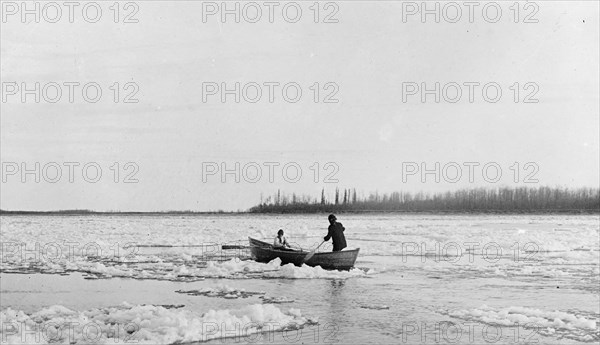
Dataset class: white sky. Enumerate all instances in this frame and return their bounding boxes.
[1,1,599,211]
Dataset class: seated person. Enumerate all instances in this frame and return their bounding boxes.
[273,229,294,250]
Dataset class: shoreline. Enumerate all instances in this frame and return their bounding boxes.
[1,210,599,216]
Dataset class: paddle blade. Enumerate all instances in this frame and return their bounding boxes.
[303,241,324,263]
[303,250,316,262]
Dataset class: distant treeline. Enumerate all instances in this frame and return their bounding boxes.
[249,186,600,213]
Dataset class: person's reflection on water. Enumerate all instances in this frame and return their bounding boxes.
[324,279,348,339]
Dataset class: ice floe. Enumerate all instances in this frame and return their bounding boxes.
[260,296,295,304]
[359,304,390,310]
[175,284,265,299]
[1,255,371,281]
[442,305,599,343]
[0,303,316,344]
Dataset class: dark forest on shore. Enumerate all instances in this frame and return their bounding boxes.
[1,186,598,215]
[249,186,600,214]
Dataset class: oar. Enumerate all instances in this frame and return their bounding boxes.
[303,241,325,262]
[221,245,249,250]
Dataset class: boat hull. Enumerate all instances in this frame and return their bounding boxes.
[248,237,359,271]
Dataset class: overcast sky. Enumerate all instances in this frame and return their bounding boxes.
[1,1,598,211]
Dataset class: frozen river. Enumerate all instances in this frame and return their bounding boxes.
[1,214,598,344]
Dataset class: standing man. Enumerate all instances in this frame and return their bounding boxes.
[324,214,347,252]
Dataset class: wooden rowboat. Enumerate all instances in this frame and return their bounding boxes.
[248,237,359,271]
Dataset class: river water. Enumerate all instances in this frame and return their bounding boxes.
[1,214,598,344]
